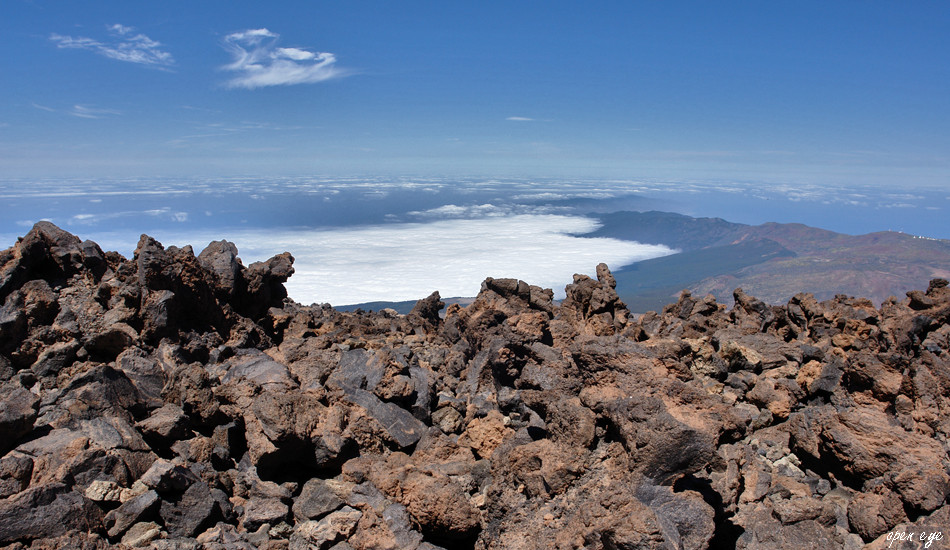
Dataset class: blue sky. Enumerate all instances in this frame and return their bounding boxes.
[2,1,949,184]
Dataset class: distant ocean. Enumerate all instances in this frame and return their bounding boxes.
[2,176,947,306]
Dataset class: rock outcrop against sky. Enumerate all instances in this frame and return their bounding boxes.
[1,222,948,549]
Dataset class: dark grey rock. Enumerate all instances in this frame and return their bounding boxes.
[136,403,191,443]
[198,240,243,298]
[160,481,218,538]
[242,496,289,532]
[79,239,108,279]
[30,339,79,377]
[79,415,150,452]
[210,421,242,466]
[291,506,362,550]
[601,393,715,484]
[346,482,391,514]
[54,364,146,421]
[0,454,33,498]
[327,348,385,393]
[293,478,345,522]
[120,521,164,547]
[136,459,199,494]
[84,322,138,357]
[409,365,434,421]
[345,387,427,448]
[0,353,12,381]
[150,538,200,550]
[0,221,83,302]
[114,348,166,408]
[0,383,39,455]
[105,489,161,538]
[382,502,426,549]
[0,483,102,544]
[216,348,296,390]
[636,483,715,550]
[241,252,294,320]
[193,522,256,549]
[141,289,177,339]
[809,360,843,394]
[210,487,236,523]
[409,291,444,326]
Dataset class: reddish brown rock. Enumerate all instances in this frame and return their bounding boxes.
[1,224,949,549]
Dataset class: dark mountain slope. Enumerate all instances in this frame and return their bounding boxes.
[613,239,796,312]
[584,210,747,251]
[591,211,950,311]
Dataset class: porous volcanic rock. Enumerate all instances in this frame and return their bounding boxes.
[0,222,948,549]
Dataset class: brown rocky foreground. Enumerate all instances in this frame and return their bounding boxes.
[1,222,948,549]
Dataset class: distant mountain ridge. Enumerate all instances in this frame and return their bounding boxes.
[583,210,748,251]
[593,211,950,312]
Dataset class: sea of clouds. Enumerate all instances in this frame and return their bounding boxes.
[2,176,946,306]
[83,214,674,305]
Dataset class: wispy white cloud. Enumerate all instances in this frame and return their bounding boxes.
[511,191,618,201]
[66,207,187,226]
[165,120,306,147]
[180,105,222,114]
[50,24,174,68]
[882,193,924,201]
[30,102,120,119]
[408,204,509,218]
[70,105,121,119]
[506,116,535,122]
[407,203,565,219]
[165,133,231,148]
[236,120,304,131]
[220,28,348,89]
[233,147,283,154]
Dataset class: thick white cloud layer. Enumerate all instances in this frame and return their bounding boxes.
[83,214,673,305]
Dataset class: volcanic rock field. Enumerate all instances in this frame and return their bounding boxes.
[1,222,948,549]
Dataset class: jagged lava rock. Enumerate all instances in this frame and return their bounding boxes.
[0,222,948,549]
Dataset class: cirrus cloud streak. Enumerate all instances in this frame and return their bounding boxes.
[50,24,174,67]
[220,28,349,89]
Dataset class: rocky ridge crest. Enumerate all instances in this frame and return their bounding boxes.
[0,222,948,549]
